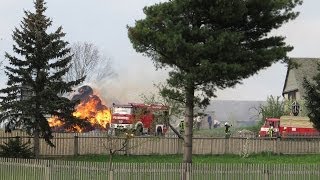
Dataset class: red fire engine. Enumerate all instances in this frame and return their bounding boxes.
[259,116,320,137]
[110,103,170,136]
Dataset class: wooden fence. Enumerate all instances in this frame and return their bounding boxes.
[0,157,320,180]
[1,131,320,156]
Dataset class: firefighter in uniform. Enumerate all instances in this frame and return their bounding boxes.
[225,122,232,138]
[268,126,274,137]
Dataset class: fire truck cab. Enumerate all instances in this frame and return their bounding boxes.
[110,103,170,136]
[259,118,280,137]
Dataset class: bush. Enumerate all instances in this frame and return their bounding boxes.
[0,136,33,158]
[257,96,285,125]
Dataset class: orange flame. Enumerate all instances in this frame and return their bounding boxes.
[48,117,63,127]
[48,95,112,132]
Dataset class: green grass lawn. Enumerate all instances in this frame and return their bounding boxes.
[192,125,259,137]
[48,153,320,164]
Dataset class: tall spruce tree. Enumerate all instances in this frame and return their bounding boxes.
[0,0,84,157]
[128,0,302,164]
[303,64,320,130]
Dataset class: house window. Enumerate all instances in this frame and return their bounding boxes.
[287,91,297,100]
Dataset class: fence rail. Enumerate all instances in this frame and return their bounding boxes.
[0,158,320,180]
[1,131,320,156]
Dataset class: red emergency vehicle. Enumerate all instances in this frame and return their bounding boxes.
[110,103,169,135]
[259,116,320,137]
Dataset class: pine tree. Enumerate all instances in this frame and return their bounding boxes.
[128,0,302,163]
[0,137,33,159]
[0,0,84,157]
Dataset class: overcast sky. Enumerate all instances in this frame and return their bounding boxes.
[0,0,319,103]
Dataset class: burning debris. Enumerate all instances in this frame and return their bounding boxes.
[48,85,111,132]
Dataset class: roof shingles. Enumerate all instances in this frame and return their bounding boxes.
[283,58,320,98]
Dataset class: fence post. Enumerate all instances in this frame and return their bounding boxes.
[264,169,269,180]
[74,136,79,156]
[186,171,190,180]
[263,163,270,180]
[109,170,114,180]
[181,163,191,180]
[44,164,51,180]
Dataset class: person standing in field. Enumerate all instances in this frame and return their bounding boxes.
[225,122,232,138]
[207,115,212,129]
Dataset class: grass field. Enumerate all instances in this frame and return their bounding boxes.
[49,153,320,164]
[192,125,259,137]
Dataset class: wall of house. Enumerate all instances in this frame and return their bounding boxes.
[283,98,307,116]
[296,91,301,100]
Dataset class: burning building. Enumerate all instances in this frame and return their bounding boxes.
[48,85,111,132]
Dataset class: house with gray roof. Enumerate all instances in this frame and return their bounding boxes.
[282,58,320,100]
[282,58,320,116]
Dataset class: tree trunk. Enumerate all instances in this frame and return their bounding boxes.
[109,150,114,180]
[183,85,194,163]
[109,150,113,172]
[33,128,40,159]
